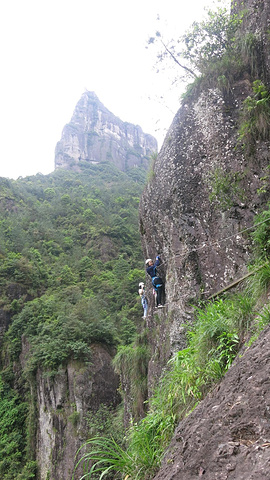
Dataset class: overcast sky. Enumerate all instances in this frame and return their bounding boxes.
[0,0,229,179]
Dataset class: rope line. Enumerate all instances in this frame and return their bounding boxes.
[207,262,268,299]
[143,217,270,302]
[153,216,270,266]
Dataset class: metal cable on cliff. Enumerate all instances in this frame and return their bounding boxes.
[153,216,270,266]
[144,217,270,300]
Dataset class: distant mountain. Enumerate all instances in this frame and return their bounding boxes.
[54,91,157,173]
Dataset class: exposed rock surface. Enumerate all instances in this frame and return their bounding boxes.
[153,325,270,480]
[54,91,157,173]
[139,0,270,477]
[2,2,270,479]
[140,79,269,386]
[140,3,270,379]
[34,343,120,480]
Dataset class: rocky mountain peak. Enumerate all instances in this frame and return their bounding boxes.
[54,90,157,172]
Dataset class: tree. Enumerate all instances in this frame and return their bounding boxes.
[148,4,247,83]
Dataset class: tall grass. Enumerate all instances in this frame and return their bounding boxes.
[73,436,135,480]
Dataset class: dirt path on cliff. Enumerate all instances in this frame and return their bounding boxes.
[153,325,270,480]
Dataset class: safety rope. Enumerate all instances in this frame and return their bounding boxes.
[207,262,268,300]
[152,216,270,266]
[143,216,270,300]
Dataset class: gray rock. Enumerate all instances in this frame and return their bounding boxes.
[54,91,157,173]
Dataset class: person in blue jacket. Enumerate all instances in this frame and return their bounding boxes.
[145,256,164,308]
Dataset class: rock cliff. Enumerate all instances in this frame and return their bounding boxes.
[33,344,119,480]
[2,1,270,478]
[54,91,157,173]
[140,0,270,387]
[139,0,270,477]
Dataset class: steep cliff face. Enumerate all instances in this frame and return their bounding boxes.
[140,79,268,383]
[232,0,270,84]
[140,12,270,380]
[54,91,157,173]
[139,0,270,477]
[33,344,120,480]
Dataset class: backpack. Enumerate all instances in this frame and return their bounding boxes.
[152,276,163,290]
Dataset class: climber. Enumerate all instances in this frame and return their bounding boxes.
[145,256,164,308]
[138,282,148,318]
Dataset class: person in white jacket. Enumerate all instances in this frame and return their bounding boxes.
[138,282,148,318]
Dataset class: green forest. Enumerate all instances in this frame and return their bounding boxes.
[0,161,148,479]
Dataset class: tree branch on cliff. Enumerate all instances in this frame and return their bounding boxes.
[148,6,248,85]
[157,34,198,79]
[148,33,198,80]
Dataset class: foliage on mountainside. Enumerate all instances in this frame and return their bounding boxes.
[0,161,148,479]
[2,2,270,478]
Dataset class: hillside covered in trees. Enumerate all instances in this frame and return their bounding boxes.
[0,162,150,479]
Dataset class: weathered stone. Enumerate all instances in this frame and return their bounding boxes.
[35,343,120,480]
[140,78,270,387]
[138,1,270,478]
[153,325,270,479]
[55,91,157,173]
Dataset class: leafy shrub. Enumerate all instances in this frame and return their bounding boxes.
[252,203,270,259]
[238,81,270,154]
[86,404,124,445]
[113,343,150,421]
[207,167,246,211]
[68,411,81,428]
